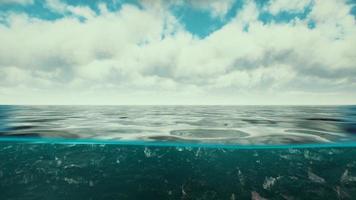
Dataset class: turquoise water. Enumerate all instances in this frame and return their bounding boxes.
[1,142,356,199]
[1,106,356,199]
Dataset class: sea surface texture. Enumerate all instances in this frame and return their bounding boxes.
[0,105,355,144]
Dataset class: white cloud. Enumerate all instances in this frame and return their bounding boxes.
[45,0,97,19]
[45,0,67,12]
[0,0,355,105]
[190,0,235,18]
[139,0,235,19]
[266,0,312,15]
[0,0,33,5]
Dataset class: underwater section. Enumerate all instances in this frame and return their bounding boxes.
[1,142,356,200]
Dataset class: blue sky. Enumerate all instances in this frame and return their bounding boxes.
[1,0,343,36]
[0,0,356,105]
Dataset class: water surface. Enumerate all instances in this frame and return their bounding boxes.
[0,105,355,145]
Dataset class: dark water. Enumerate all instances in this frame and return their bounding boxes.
[1,105,356,144]
[1,143,356,200]
[1,106,356,199]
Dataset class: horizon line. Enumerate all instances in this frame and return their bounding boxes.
[1,137,356,149]
[0,104,355,106]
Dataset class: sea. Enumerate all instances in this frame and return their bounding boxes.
[0,105,356,199]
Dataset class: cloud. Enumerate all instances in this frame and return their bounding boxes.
[139,0,235,19]
[190,0,235,18]
[266,0,312,15]
[0,0,33,5]
[45,0,97,19]
[0,0,355,105]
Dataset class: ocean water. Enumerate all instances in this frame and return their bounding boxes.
[1,105,356,144]
[1,105,356,199]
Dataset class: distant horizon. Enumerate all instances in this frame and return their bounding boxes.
[1,103,355,106]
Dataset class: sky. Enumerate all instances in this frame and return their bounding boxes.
[0,0,355,105]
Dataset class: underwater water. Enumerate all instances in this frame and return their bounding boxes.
[1,143,356,200]
[1,106,356,199]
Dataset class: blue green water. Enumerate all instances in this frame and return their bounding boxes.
[1,106,356,199]
[1,142,356,199]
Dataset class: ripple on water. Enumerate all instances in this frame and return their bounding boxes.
[1,105,356,145]
[170,129,249,139]
[246,134,328,144]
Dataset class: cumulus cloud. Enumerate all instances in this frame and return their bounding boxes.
[0,0,355,105]
[139,0,235,18]
[190,0,235,18]
[0,0,33,5]
[266,0,312,15]
[45,0,96,19]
